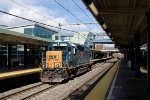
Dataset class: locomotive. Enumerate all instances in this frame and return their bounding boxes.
[40,42,92,82]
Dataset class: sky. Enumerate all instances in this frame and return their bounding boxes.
[0,0,114,47]
[0,0,104,32]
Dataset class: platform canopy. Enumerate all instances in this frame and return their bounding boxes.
[0,28,53,47]
[82,0,149,52]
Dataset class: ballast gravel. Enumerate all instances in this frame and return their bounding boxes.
[33,59,117,100]
[0,58,117,100]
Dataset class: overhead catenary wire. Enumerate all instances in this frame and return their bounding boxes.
[1,0,97,42]
[0,10,77,33]
[53,0,83,23]
[0,10,89,40]
[71,0,100,31]
[53,0,96,41]
[10,0,59,24]
[54,0,98,41]
[71,0,91,21]
[0,15,30,24]
[9,0,88,39]
[72,0,110,43]
[10,0,97,41]
[71,0,106,42]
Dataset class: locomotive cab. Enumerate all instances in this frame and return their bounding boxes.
[46,51,63,69]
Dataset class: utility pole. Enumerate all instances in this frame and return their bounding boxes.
[59,23,61,41]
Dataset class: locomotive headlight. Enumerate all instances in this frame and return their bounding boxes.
[41,64,46,70]
[42,64,45,68]
[55,64,59,68]
[55,64,59,71]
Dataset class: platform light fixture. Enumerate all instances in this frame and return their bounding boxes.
[102,23,107,29]
[107,32,111,36]
[89,2,99,16]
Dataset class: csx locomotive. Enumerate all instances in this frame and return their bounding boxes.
[40,42,92,82]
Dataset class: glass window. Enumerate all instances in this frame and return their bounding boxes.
[49,47,52,51]
[49,56,53,59]
[24,27,53,40]
[53,55,56,59]
[55,36,58,40]
[68,47,71,52]
[53,46,66,51]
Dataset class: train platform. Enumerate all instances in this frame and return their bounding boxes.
[0,65,38,73]
[0,67,41,80]
[85,58,148,100]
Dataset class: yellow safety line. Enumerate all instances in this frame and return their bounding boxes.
[0,68,42,80]
[84,59,121,100]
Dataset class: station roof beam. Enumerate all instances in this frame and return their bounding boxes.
[0,28,53,47]
[82,0,149,52]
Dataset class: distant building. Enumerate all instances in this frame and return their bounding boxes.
[70,32,94,48]
[8,24,58,40]
[52,33,73,41]
[0,24,58,67]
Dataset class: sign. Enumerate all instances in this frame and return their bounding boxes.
[60,43,67,46]
[53,44,58,46]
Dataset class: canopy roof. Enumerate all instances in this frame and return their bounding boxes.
[82,0,149,52]
[0,28,53,46]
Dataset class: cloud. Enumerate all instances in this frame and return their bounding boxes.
[0,0,89,32]
[61,24,87,30]
[0,1,56,31]
[89,26,105,33]
[0,1,61,26]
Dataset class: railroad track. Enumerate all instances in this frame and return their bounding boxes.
[22,84,58,100]
[0,58,116,100]
[63,59,115,100]
[0,82,57,100]
[92,62,105,69]
[92,58,114,69]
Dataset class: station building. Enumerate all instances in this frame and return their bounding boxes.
[0,24,58,68]
[70,32,94,48]
[52,33,73,42]
[8,24,57,39]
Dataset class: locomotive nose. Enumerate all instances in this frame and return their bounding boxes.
[46,51,63,68]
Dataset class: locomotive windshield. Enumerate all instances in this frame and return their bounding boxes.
[48,42,73,63]
[53,44,68,61]
[53,46,66,52]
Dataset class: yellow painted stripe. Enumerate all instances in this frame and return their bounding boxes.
[84,59,121,100]
[0,68,42,80]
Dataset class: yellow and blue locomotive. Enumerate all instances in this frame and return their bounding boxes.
[40,42,92,82]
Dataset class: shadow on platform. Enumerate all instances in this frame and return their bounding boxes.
[106,58,148,100]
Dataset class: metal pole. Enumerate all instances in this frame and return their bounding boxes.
[24,44,27,68]
[134,33,140,78]
[146,13,150,99]
[8,44,12,69]
[59,23,61,41]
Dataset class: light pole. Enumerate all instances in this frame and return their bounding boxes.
[58,23,61,41]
